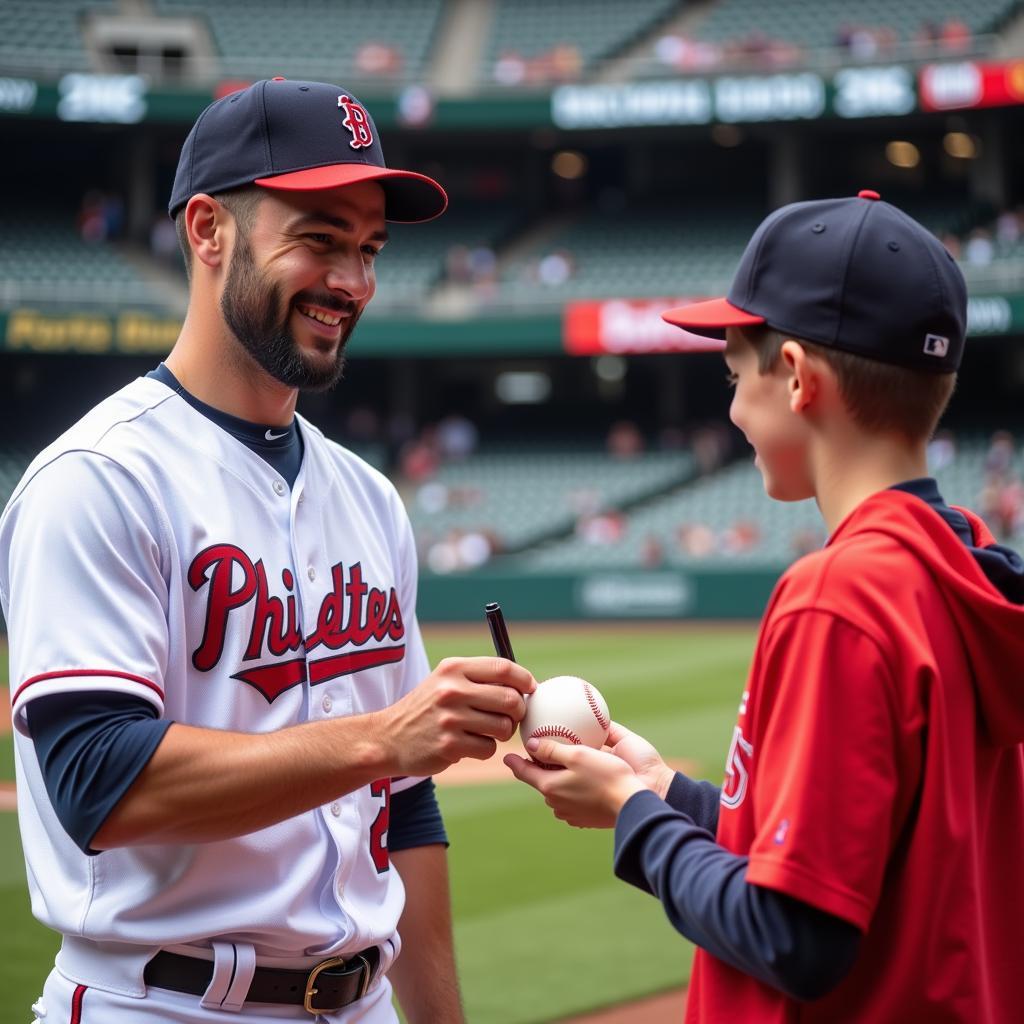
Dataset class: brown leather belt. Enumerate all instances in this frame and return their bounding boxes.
[144,945,379,1014]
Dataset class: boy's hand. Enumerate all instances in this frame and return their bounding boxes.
[503,739,646,828]
[604,722,676,800]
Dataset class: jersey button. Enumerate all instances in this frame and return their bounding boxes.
[322,694,333,713]
[330,802,341,817]
[307,566,317,581]
[273,481,286,496]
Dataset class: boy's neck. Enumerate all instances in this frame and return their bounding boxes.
[811,429,929,535]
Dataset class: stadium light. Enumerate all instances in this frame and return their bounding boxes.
[943,132,978,159]
[495,371,551,404]
[593,355,626,382]
[552,150,588,179]
[885,140,920,169]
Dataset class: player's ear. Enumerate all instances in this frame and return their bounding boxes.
[781,339,815,413]
[185,194,230,271]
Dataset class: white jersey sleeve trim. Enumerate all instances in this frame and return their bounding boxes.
[11,669,165,736]
[390,774,430,796]
[1,448,171,737]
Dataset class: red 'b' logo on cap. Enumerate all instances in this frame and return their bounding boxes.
[338,95,373,150]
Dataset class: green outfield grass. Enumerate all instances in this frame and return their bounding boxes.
[0,624,756,1024]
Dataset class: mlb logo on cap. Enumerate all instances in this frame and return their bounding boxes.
[924,334,950,358]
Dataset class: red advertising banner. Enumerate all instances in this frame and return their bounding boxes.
[563,298,726,355]
[919,59,1024,112]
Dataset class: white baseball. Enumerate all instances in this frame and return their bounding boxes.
[520,675,611,767]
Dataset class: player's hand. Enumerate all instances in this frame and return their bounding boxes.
[376,657,536,776]
[503,740,646,829]
[603,721,675,800]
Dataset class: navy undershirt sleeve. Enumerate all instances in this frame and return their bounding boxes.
[25,691,172,856]
[615,790,861,1001]
[606,477,1019,1001]
[664,771,721,835]
[27,694,449,857]
[389,778,448,851]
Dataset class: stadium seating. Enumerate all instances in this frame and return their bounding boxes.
[155,0,443,83]
[372,203,523,309]
[0,2,111,72]
[404,446,695,555]
[687,0,1017,56]
[0,208,164,308]
[498,202,765,304]
[517,433,1024,570]
[492,197,1023,305]
[0,449,34,508]
[520,458,822,570]
[482,0,681,82]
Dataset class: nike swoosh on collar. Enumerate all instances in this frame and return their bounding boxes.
[265,428,289,441]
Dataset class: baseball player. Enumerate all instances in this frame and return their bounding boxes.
[1,78,536,1023]
[506,193,1024,1021]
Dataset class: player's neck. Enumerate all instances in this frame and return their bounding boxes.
[810,428,928,535]
[167,312,298,427]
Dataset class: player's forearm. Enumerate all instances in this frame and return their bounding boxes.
[389,845,465,1024]
[91,714,392,849]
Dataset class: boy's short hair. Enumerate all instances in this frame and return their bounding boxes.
[740,324,956,442]
[174,186,263,282]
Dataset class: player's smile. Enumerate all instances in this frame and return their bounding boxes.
[296,303,345,330]
[293,302,348,344]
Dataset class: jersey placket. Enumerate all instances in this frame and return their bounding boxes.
[288,473,364,920]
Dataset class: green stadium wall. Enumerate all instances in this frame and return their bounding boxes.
[417,566,782,622]
[2,297,1022,356]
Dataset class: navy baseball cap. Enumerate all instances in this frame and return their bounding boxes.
[663,190,967,372]
[168,78,447,222]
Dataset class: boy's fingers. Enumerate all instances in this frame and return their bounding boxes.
[503,753,550,787]
[606,721,631,745]
[528,739,573,768]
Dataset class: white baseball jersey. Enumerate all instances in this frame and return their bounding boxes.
[0,375,430,999]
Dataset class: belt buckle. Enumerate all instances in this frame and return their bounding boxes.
[303,953,371,1014]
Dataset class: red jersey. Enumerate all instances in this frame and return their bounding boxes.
[687,489,1024,1023]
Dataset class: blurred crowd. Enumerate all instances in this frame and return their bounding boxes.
[397,418,1023,573]
[492,44,583,86]
[77,190,125,244]
[488,16,978,84]
[653,16,976,74]
[978,430,1024,542]
[940,206,1024,268]
[445,244,577,300]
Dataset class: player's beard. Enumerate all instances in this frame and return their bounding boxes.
[220,233,361,393]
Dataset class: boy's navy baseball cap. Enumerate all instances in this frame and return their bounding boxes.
[168,78,447,222]
[662,190,967,372]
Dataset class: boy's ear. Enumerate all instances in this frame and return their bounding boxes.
[780,339,816,414]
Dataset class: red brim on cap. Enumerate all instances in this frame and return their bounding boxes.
[661,297,765,347]
[254,165,448,223]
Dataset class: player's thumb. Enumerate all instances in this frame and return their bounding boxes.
[526,737,570,769]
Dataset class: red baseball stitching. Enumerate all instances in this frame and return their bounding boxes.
[527,725,580,769]
[583,683,610,731]
[529,725,582,744]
